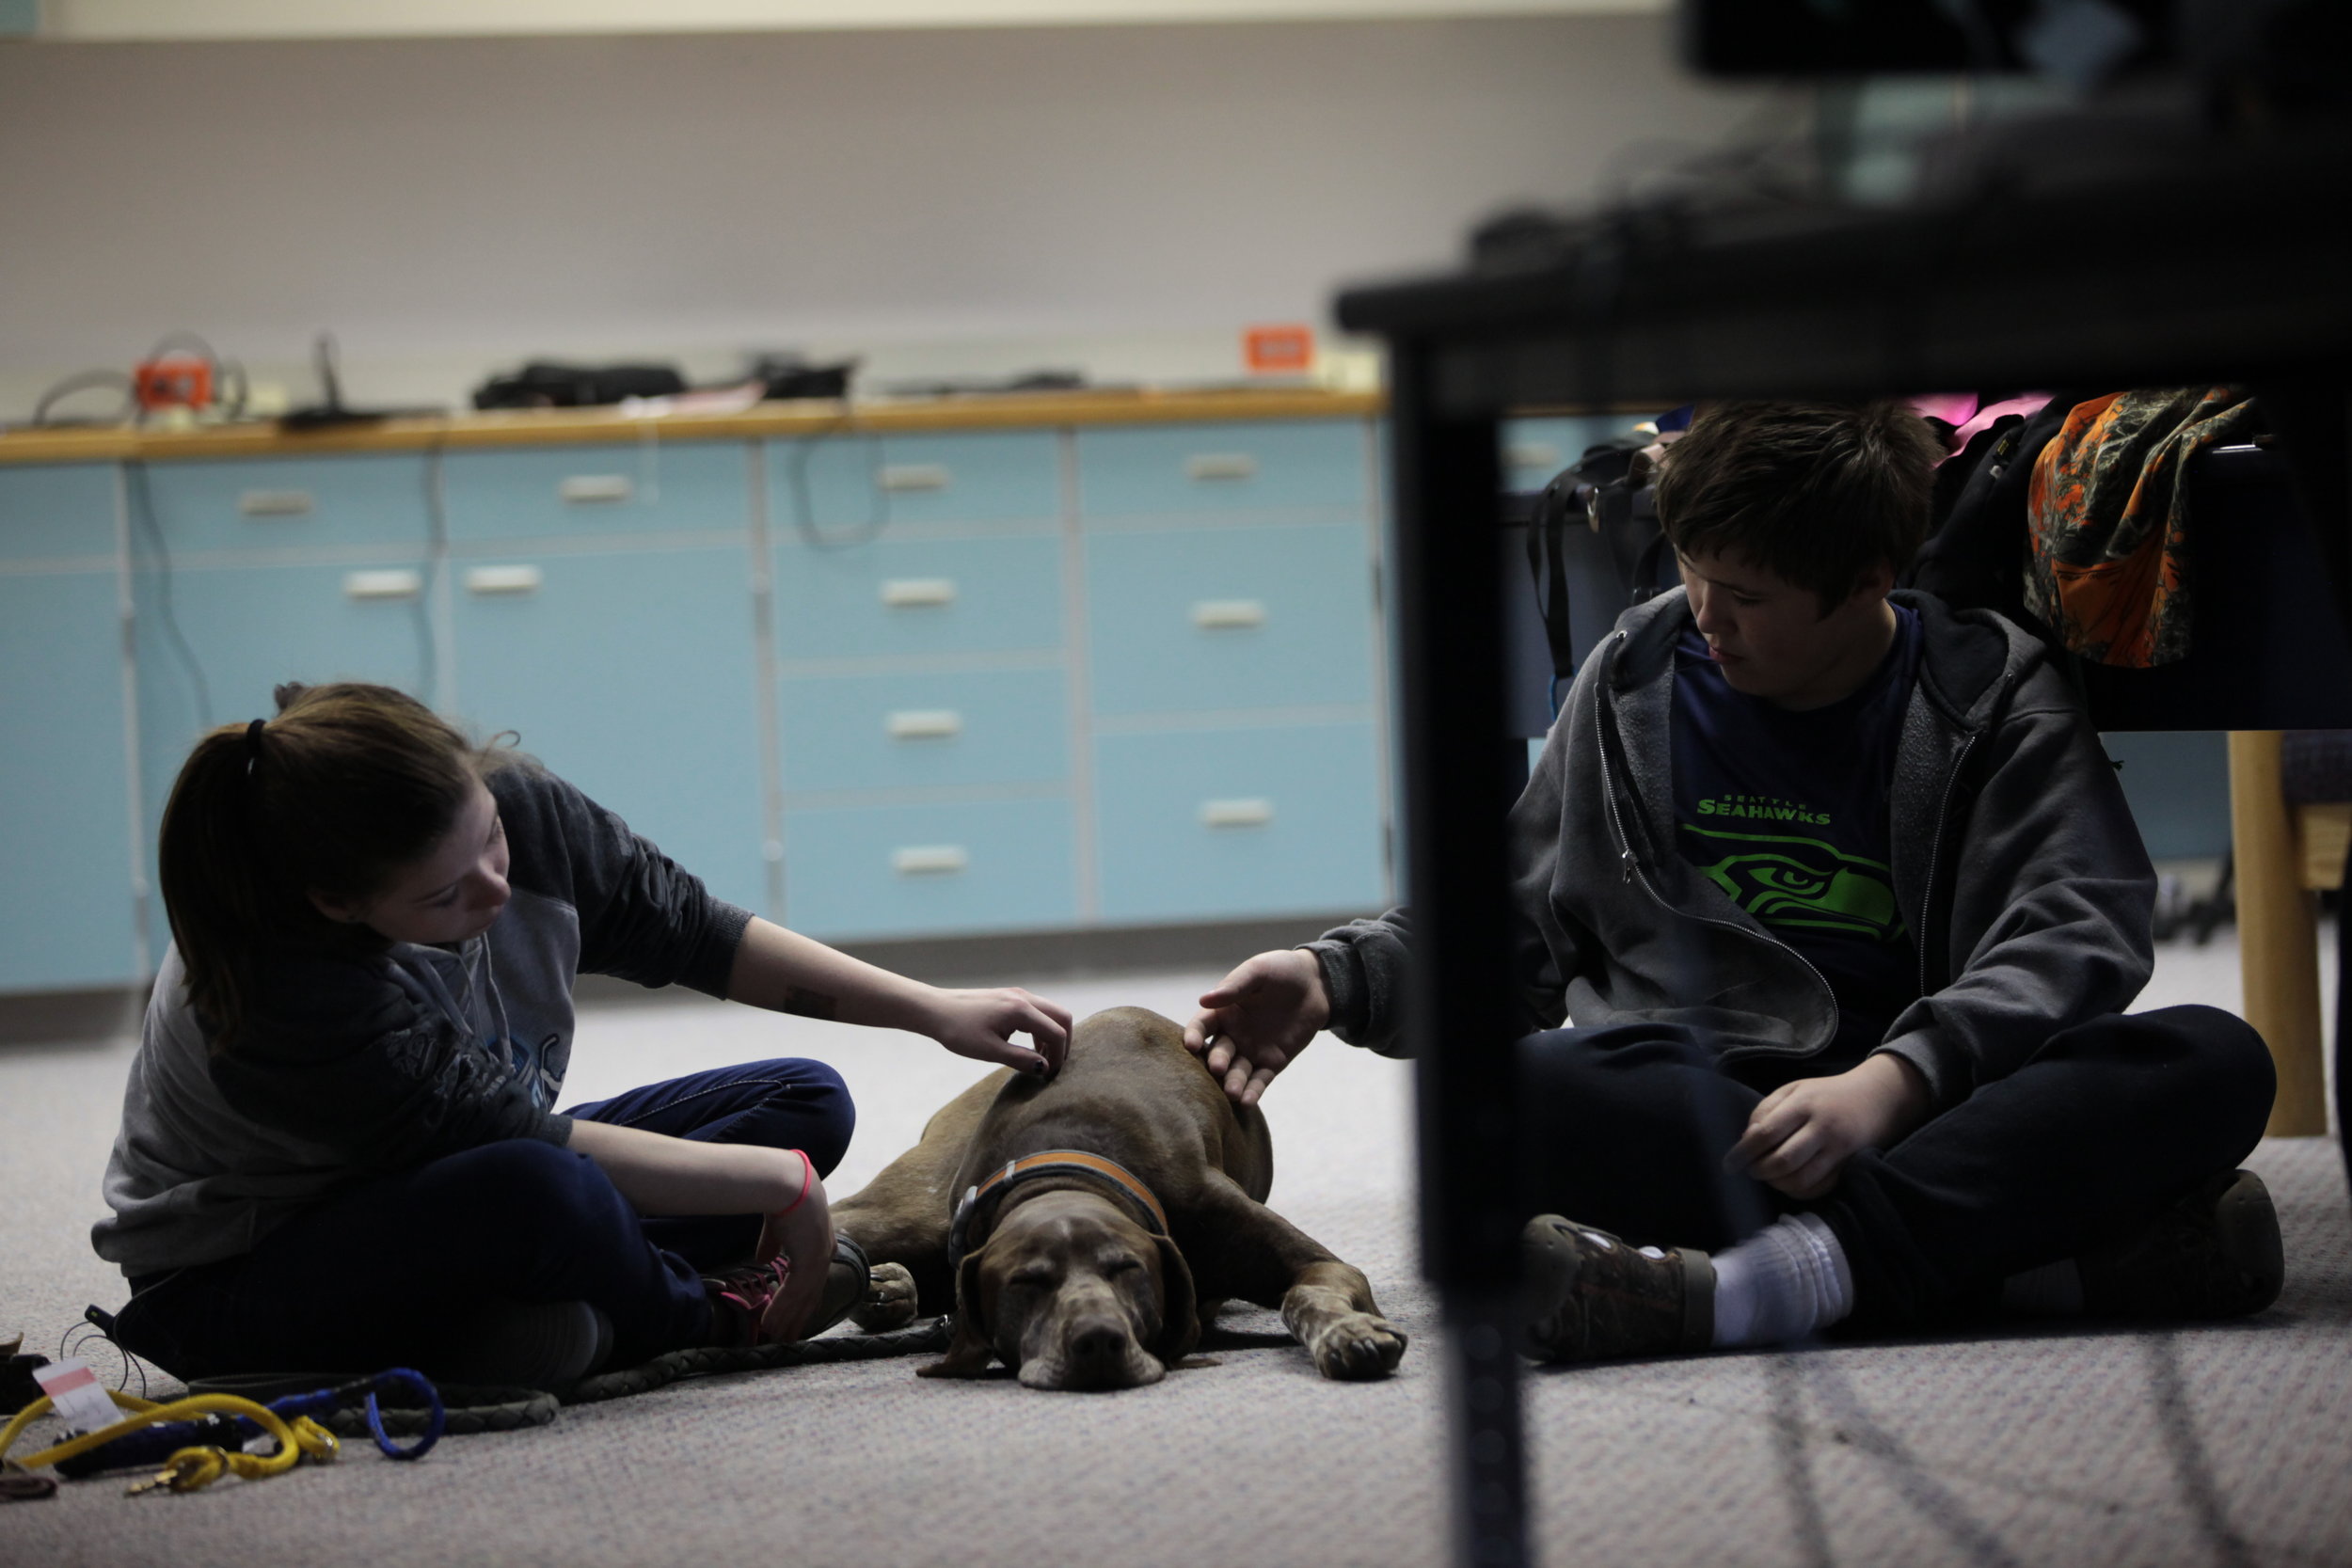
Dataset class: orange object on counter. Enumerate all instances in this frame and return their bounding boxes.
[1244,325,1314,375]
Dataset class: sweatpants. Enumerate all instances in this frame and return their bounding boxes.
[111,1057,854,1379]
[1517,1005,2275,1329]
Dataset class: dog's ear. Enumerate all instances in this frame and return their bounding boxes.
[917,1250,997,1379]
[1151,1233,1200,1363]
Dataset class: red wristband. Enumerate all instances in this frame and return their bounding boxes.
[773,1148,816,1217]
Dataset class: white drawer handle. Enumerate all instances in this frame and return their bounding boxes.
[1192,598,1267,630]
[465,564,545,595]
[558,474,634,504]
[1507,442,1561,471]
[877,463,951,493]
[239,489,314,517]
[881,578,957,609]
[886,709,963,740]
[343,568,422,601]
[1185,452,1259,483]
[891,845,969,877]
[1200,798,1275,829]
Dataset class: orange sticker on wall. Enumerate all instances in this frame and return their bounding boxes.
[1244,325,1314,374]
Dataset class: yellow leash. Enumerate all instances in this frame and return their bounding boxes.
[0,1387,339,1495]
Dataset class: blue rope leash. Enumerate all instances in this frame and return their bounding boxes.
[270,1370,444,1461]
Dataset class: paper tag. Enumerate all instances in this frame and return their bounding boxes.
[32,1358,118,1435]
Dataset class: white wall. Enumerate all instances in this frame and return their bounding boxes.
[0,15,1763,409]
[43,0,1666,39]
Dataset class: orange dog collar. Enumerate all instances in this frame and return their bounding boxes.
[947,1150,1169,1266]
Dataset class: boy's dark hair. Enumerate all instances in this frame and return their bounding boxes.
[1653,400,1946,613]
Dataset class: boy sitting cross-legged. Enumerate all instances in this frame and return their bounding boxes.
[1185,399,2281,1358]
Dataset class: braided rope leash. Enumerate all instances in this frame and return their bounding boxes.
[566,1315,954,1404]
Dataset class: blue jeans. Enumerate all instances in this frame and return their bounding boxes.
[114,1058,854,1378]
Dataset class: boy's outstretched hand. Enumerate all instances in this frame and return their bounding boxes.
[1183,949,1329,1106]
[1727,1053,1931,1200]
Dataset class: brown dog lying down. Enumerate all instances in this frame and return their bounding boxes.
[834,1006,1406,1390]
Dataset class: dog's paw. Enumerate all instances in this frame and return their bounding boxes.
[853,1260,920,1333]
[1310,1312,1408,1381]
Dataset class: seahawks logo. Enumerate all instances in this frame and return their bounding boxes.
[1680,824,1903,942]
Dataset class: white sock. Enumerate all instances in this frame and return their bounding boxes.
[1709,1213,1855,1348]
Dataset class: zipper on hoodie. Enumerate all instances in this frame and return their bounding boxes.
[1915,731,1978,999]
[1594,628,1840,1053]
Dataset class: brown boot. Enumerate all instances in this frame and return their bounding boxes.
[2078,1169,2284,1321]
[1520,1215,1715,1363]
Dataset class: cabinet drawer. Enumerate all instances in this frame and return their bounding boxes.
[767,430,1058,533]
[779,667,1069,796]
[0,569,138,990]
[780,798,1075,939]
[441,442,750,543]
[1093,723,1385,924]
[1077,420,1366,520]
[0,463,118,562]
[1086,523,1374,715]
[451,546,767,915]
[1500,415,1649,495]
[773,533,1063,664]
[139,454,432,554]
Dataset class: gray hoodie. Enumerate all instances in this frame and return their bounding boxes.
[1309,589,2154,1113]
[93,763,751,1277]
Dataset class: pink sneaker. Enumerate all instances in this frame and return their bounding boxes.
[703,1255,795,1347]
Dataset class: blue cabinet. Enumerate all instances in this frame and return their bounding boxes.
[779,797,1077,939]
[441,442,749,544]
[0,464,140,990]
[766,430,1076,940]
[1077,416,1389,923]
[771,430,1059,534]
[772,532,1065,665]
[1084,523,1375,717]
[448,544,770,916]
[778,667,1071,798]
[4,405,1407,992]
[1075,420,1366,519]
[134,453,434,554]
[1093,721,1385,924]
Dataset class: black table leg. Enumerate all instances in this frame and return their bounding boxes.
[1389,340,1528,1568]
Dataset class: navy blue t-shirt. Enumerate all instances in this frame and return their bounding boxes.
[1670,605,1923,1065]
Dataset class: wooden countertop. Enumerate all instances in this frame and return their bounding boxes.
[0,386,1395,466]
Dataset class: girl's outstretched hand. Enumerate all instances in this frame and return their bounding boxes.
[914,986,1073,1079]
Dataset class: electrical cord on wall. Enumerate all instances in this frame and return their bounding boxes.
[785,403,892,550]
[418,437,448,710]
[125,461,215,735]
[29,369,137,427]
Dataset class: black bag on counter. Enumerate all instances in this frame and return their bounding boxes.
[472,362,688,410]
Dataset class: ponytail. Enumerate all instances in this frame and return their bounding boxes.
[157,681,499,1053]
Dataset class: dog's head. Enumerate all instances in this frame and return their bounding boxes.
[918,1188,1198,1390]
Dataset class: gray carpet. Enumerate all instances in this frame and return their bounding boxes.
[3,955,2347,1568]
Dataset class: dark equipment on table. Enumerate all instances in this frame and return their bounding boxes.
[472,360,689,410]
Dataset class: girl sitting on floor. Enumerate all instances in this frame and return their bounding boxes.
[95,680,1071,1388]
